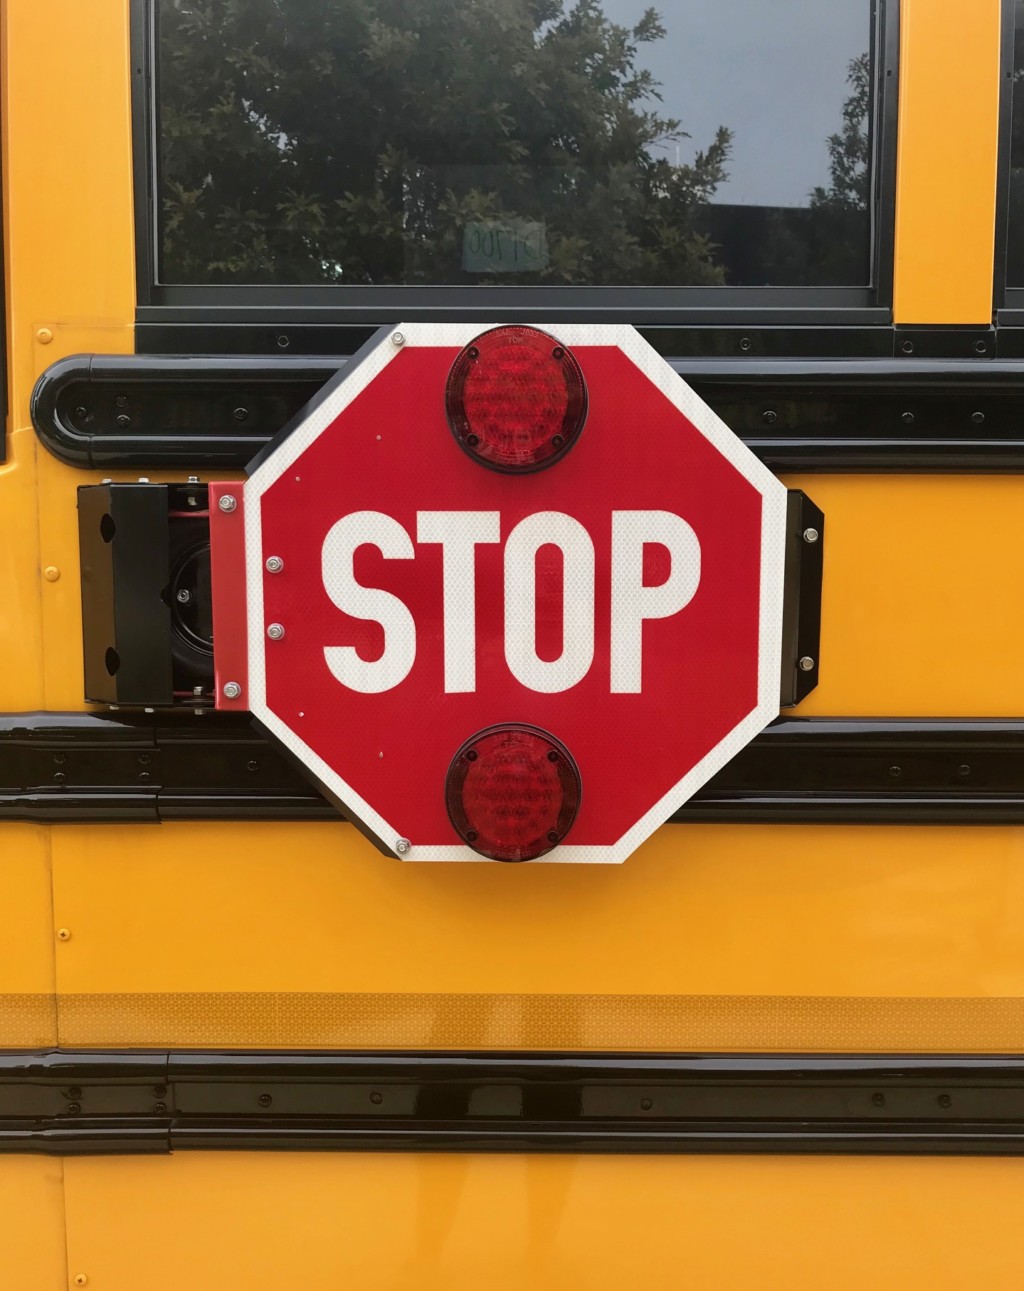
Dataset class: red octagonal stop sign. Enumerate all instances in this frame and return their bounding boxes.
[235,324,787,864]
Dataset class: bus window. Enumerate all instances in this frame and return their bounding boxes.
[151,0,880,292]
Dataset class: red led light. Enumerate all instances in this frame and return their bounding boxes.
[446,724,582,862]
[445,326,587,473]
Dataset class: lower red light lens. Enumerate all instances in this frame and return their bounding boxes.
[446,725,582,862]
[445,326,587,473]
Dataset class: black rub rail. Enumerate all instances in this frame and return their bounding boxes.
[3,712,1024,825]
[5,1050,1024,1156]
[31,353,1024,473]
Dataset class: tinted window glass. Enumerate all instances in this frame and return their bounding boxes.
[155,0,875,287]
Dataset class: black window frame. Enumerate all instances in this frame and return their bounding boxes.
[131,0,899,337]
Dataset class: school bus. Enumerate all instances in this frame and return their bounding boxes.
[4,0,1024,1285]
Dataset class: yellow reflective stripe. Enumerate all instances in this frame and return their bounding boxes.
[0,991,1006,1052]
[0,994,57,1048]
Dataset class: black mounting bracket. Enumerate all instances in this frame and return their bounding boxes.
[78,481,213,708]
[781,491,823,707]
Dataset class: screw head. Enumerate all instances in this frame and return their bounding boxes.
[258,1093,272,1107]
[798,656,815,672]
[233,406,249,422]
[74,1276,88,1287]
[762,409,777,425]
[267,623,285,641]
[36,327,54,344]
[218,495,237,513]
[265,556,284,574]
[802,527,819,544]
[901,411,915,425]
[116,414,131,429]
[222,682,242,700]
[176,588,191,604]
[44,566,61,582]
[57,928,71,942]
[394,838,411,855]
[972,411,985,425]
[391,331,406,346]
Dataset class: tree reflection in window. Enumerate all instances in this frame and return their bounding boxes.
[156,0,872,288]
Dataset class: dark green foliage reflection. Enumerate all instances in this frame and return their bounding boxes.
[157,0,872,288]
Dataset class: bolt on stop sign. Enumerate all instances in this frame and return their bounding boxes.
[227,323,789,864]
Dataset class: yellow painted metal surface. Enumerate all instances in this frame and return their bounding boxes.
[787,473,1024,716]
[893,0,1002,323]
[2,0,136,713]
[0,826,56,1047]
[61,1153,1024,1289]
[0,1159,66,1291]
[2,0,134,408]
[32,819,1024,1050]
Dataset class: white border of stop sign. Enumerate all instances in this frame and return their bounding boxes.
[245,323,788,864]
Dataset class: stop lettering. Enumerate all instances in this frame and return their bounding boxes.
[322,508,700,695]
[239,323,788,864]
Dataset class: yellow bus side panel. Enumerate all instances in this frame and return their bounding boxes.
[62,1153,1024,1291]
[0,1159,66,1291]
[45,821,1024,1050]
[893,0,1002,324]
[0,825,56,1047]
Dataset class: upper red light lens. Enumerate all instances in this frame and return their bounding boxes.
[446,724,582,862]
[445,326,587,473]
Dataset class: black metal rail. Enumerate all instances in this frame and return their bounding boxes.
[31,353,1024,472]
[4,1050,1024,1156]
[3,712,1024,826]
